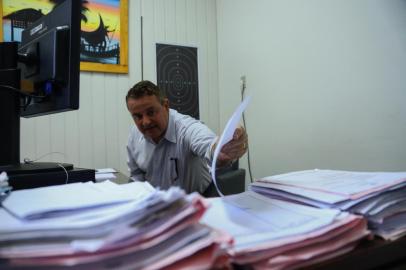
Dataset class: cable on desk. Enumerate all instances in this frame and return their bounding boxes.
[57,164,69,184]
[22,152,69,184]
[23,152,66,164]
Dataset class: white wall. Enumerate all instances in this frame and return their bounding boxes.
[217,0,406,182]
[20,0,219,175]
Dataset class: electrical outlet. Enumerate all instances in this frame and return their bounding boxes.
[240,75,246,89]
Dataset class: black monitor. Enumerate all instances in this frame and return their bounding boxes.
[0,0,81,183]
[18,0,80,117]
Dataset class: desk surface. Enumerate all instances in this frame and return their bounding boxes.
[234,236,406,270]
[307,236,406,270]
[111,171,131,184]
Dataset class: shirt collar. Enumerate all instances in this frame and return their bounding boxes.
[163,109,177,144]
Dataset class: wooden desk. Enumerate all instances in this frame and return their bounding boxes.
[234,236,406,270]
[307,236,406,270]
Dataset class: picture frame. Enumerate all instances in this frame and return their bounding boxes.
[0,0,128,74]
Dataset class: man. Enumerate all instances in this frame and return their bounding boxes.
[126,80,248,194]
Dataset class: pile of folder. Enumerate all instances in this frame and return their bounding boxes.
[0,181,230,269]
[251,169,406,241]
[201,191,369,269]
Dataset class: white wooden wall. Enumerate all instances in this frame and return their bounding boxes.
[20,0,219,176]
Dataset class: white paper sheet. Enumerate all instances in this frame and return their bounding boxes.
[201,191,340,250]
[2,181,155,219]
[260,169,406,200]
[251,181,347,205]
[0,171,8,182]
[0,186,187,242]
[211,96,251,196]
[95,173,117,182]
[96,168,117,174]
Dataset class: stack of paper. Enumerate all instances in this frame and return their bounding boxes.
[201,191,369,269]
[0,181,230,269]
[95,168,117,182]
[251,169,406,240]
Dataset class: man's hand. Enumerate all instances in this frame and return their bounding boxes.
[214,126,248,167]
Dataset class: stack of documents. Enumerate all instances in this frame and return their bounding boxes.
[0,181,230,269]
[201,191,369,269]
[95,168,117,182]
[251,169,406,241]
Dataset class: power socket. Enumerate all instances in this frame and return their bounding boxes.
[240,75,246,90]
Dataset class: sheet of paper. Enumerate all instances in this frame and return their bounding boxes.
[252,218,368,269]
[96,168,117,174]
[251,181,347,205]
[8,223,212,268]
[95,173,117,182]
[229,213,364,264]
[211,96,251,196]
[201,191,340,250]
[0,171,8,182]
[2,181,155,220]
[0,186,187,243]
[373,212,406,240]
[0,199,145,240]
[260,169,406,199]
[0,196,202,256]
[336,182,406,210]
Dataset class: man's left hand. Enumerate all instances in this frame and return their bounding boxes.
[216,126,248,166]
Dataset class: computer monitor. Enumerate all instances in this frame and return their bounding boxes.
[18,0,80,117]
[0,0,81,177]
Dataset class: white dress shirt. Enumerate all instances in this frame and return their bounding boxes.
[127,109,217,193]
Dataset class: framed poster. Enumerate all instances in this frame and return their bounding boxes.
[0,0,128,74]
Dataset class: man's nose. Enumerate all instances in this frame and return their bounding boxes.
[141,115,152,126]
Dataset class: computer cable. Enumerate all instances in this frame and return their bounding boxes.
[23,152,66,164]
[57,163,69,184]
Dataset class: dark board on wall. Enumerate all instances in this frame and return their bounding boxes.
[156,43,199,119]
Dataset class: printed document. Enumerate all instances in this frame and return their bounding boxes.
[259,169,406,199]
[201,191,340,250]
[211,96,251,196]
[2,181,154,219]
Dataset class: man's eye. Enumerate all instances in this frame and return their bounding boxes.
[133,114,142,120]
[147,110,155,117]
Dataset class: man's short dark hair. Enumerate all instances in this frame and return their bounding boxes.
[126,80,166,104]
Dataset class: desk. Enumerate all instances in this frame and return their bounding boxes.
[307,236,406,270]
[234,236,406,270]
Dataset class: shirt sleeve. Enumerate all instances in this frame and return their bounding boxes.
[183,119,217,164]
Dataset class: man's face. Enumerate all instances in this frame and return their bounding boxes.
[127,95,169,143]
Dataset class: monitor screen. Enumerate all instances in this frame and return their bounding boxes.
[17,0,81,117]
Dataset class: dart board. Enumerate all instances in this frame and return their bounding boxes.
[156,43,199,119]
